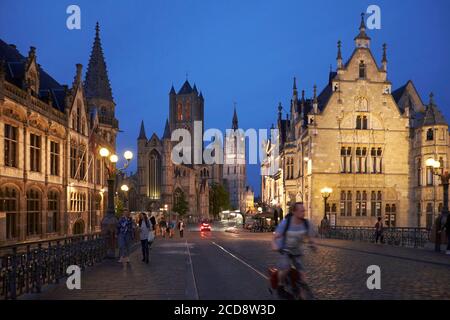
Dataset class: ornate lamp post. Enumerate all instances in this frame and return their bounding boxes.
[120,184,129,211]
[100,147,133,258]
[320,187,333,219]
[320,187,333,234]
[425,158,449,252]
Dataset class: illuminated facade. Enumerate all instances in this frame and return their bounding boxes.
[261,17,449,228]
[0,23,117,245]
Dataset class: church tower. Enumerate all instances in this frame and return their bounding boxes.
[223,106,247,212]
[84,22,118,151]
[168,80,204,165]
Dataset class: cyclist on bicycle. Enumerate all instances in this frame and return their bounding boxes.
[272,202,317,297]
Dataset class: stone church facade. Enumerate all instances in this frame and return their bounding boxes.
[0,23,118,245]
[262,16,449,229]
[137,81,223,219]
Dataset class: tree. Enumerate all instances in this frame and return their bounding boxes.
[173,190,189,217]
[209,183,231,220]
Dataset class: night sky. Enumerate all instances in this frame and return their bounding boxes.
[1,0,450,196]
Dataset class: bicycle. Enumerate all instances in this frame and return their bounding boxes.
[268,249,315,300]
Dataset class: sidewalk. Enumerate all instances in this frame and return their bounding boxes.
[21,236,197,300]
[315,238,450,267]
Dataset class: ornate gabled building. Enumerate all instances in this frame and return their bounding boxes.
[0,23,117,245]
[137,80,222,219]
[262,15,449,229]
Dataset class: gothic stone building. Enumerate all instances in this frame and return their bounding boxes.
[262,16,449,229]
[223,107,247,212]
[137,81,222,219]
[0,23,118,245]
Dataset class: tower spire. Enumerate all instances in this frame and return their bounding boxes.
[354,13,371,48]
[293,77,298,97]
[163,118,171,139]
[232,102,239,130]
[337,40,343,69]
[138,120,147,140]
[382,43,388,71]
[84,22,114,102]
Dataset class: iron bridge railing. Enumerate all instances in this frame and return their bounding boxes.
[0,233,106,300]
[324,226,431,248]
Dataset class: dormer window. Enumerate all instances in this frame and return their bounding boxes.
[359,60,366,79]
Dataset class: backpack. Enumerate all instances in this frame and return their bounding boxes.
[281,214,309,249]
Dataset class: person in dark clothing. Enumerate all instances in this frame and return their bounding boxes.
[375,217,384,244]
[138,213,150,263]
[150,215,157,230]
[445,214,450,255]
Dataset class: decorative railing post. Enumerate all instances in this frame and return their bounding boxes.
[35,244,42,293]
[9,247,17,300]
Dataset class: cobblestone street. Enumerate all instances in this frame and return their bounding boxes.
[22,227,450,300]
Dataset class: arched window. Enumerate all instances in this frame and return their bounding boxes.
[27,188,41,236]
[73,219,85,235]
[149,150,161,200]
[177,103,183,121]
[426,128,434,141]
[185,102,191,121]
[47,190,59,233]
[356,116,362,129]
[359,61,366,79]
[0,186,19,239]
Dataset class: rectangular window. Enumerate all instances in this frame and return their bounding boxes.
[50,141,60,176]
[70,146,77,179]
[47,192,59,233]
[346,191,352,216]
[79,147,86,181]
[4,124,18,167]
[96,158,101,185]
[30,133,41,172]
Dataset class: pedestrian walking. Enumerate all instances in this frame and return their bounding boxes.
[138,212,151,264]
[445,214,450,255]
[169,220,175,238]
[179,219,185,238]
[159,218,167,238]
[117,210,135,264]
[150,214,156,230]
[375,217,384,244]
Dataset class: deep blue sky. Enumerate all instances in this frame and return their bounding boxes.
[1,0,450,196]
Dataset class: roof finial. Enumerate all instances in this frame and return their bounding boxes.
[429,92,435,106]
[95,22,100,37]
[360,12,366,31]
[232,102,238,130]
[382,43,387,62]
[293,77,297,90]
[355,13,371,48]
[313,85,317,101]
[337,40,342,59]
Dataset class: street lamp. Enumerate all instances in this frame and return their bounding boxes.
[121,184,129,211]
[99,147,133,258]
[426,158,449,252]
[320,187,333,219]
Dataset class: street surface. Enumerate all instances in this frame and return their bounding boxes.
[22,222,450,300]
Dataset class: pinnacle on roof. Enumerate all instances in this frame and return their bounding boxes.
[84,22,114,102]
[138,120,147,140]
[169,85,176,95]
[232,105,239,130]
[163,118,171,139]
